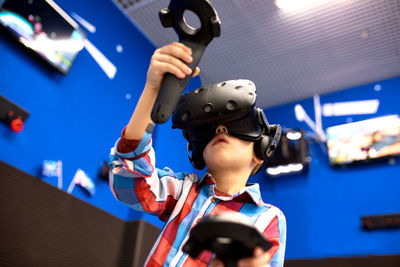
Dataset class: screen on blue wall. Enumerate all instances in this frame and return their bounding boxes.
[0,0,86,74]
[326,115,400,165]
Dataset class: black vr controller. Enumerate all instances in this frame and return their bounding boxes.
[151,0,221,124]
[182,212,272,267]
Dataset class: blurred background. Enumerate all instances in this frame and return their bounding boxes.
[0,0,399,266]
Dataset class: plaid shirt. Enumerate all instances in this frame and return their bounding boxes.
[109,130,286,267]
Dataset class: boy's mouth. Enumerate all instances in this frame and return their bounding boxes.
[212,134,229,145]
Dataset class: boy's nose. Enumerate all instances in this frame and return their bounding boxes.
[215,125,228,134]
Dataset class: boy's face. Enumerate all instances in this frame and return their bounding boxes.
[203,125,261,174]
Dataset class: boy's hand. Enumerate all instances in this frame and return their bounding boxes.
[124,42,199,140]
[146,42,200,93]
[209,247,273,267]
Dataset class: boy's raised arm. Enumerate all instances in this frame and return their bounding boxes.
[124,42,199,140]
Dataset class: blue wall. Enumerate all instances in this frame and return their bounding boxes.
[251,76,400,259]
[1,0,399,261]
[0,0,201,221]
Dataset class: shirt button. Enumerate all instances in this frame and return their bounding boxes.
[211,197,216,203]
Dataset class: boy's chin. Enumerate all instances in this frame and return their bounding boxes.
[206,161,228,173]
[206,160,246,173]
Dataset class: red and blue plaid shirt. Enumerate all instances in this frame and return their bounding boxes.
[109,130,286,266]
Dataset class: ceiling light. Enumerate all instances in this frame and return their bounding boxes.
[360,29,369,39]
[322,99,380,117]
[275,0,330,11]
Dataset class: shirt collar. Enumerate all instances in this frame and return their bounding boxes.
[198,173,263,206]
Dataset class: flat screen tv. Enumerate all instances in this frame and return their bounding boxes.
[326,115,400,166]
[0,0,86,74]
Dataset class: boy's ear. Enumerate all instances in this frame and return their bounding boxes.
[250,154,264,177]
[252,153,263,165]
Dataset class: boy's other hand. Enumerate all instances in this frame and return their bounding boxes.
[146,42,200,93]
[237,247,272,267]
[209,246,272,267]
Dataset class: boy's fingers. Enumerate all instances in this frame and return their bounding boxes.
[153,61,187,79]
[254,247,264,257]
[171,41,192,55]
[149,42,197,81]
[237,247,273,267]
[158,42,193,63]
[263,248,275,263]
[209,257,224,267]
[153,53,192,76]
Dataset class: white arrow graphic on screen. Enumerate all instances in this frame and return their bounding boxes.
[84,39,117,79]
[71,12,116,79]
[71,12,96,33]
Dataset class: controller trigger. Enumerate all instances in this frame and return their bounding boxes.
[211,17,221,37]
[159,8,173,28]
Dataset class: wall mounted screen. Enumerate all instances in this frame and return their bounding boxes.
[0,0,86,74]
[326,115,400,165]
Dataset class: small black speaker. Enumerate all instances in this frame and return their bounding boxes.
[265,129,310,177]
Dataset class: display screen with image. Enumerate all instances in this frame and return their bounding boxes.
[0,0,86,74]
[326,115,400,165]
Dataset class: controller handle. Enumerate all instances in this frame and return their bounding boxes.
[152,41,206,123]
[151,0,221,124]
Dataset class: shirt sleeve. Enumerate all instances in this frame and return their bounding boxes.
[255,206,287,267]
[108,128,197,222]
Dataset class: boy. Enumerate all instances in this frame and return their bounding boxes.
[109,42,286,266]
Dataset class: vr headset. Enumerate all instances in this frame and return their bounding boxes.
[172,79,281,172]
